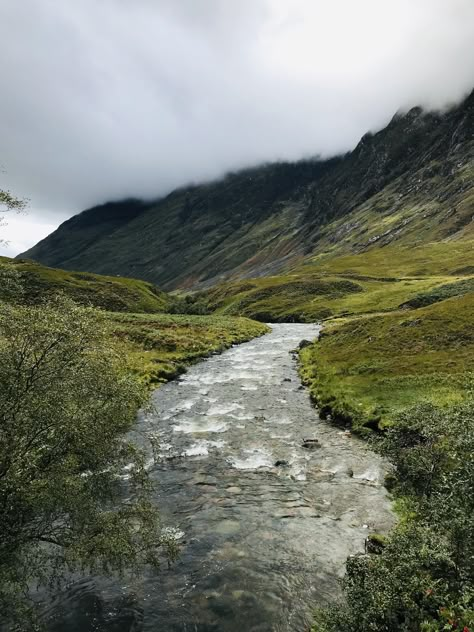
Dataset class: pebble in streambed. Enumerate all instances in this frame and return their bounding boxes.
[47,324,395,632]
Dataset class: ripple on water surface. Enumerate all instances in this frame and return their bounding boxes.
[45,324,394,632]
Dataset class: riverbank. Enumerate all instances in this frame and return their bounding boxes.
[299,293,474,434]
[45,324,394,631]
[298,294,474,630]
[108,312,269,385]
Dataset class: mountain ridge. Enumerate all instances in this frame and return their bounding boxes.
[21,90,474,290]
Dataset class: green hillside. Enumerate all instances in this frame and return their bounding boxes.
[20,91,474,291]
[0,256,171,313]
[300,292,474,433]
[0,257,268,386]
[191,240,472,321]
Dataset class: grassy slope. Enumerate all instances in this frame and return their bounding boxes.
[0,257,269,386]
[200,240,474,322]
[110,312,269,385]
[299,292,474,433]
[1,256,171,313]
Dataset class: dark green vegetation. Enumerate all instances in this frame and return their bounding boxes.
[21,91,473,292]
[0,296,160,628]
[313,401,474,632]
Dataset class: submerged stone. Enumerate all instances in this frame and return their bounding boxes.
[302,438,321,449]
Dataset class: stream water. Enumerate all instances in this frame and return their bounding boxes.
[46,324,394,631]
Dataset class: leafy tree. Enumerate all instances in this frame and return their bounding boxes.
[0,295,168,628]
[0,184,28,247]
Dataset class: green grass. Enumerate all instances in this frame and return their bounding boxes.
[0,256,171,313]
[0,257,269,387]
[299,293,474,433]
[108,312,269,385]
[196,239,474,323]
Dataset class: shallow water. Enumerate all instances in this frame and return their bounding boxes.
[46,324,394,631]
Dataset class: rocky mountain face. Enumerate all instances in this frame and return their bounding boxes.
[21,91,473,290]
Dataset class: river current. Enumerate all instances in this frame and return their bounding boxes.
[46,324,394,631]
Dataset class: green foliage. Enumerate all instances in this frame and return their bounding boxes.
[0,296,168,628]
[315,525,474,632]
[314,401,474,632]
[0,263,24,302]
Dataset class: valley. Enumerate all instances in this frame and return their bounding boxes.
[1,87,473,631]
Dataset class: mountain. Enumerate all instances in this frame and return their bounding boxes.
[21,91,473,291]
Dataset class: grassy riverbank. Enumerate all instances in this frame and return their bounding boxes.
[297,261,474,630]
[299,293,474,433]
[108,312,269,385]
[0,258,269,387]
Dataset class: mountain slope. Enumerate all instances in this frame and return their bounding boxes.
[21,91,474,290]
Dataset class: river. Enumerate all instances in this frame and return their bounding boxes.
[46,324,394,631]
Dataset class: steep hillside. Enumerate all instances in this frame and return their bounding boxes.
[21,91,474,290]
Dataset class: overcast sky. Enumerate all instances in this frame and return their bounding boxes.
[1,0,474,256]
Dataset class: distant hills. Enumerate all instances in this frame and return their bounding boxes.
[21,90,473,291]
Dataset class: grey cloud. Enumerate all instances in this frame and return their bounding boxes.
[0,0,473,231]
